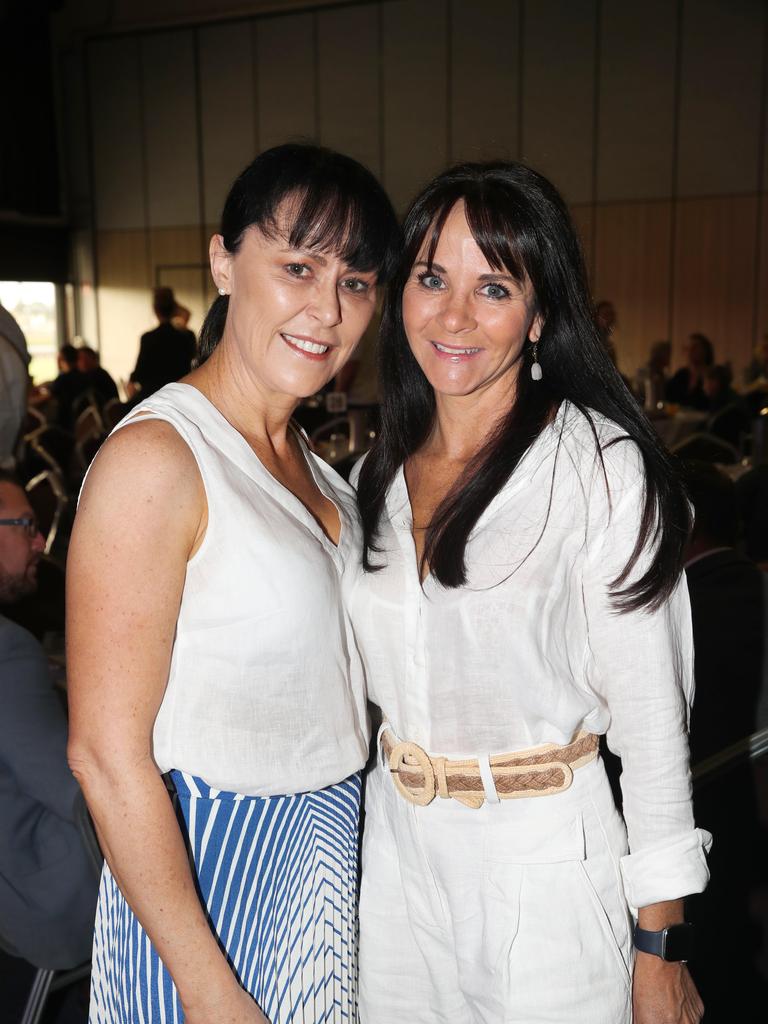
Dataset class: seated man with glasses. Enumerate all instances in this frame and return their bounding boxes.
[0,470,98,991]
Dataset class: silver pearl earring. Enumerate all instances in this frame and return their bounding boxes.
[530,341,542,381]
[218,287,227,297]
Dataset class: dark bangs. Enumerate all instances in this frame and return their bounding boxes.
[407,180,537,298]
[284,182,393,279]
[221,144,400,283]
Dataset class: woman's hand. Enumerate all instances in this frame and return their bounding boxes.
[184,983,270,1024]
[632,953,704,1024]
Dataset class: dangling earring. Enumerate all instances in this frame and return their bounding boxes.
[530,340,542,381]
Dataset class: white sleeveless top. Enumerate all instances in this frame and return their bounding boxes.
[112,383,369,796]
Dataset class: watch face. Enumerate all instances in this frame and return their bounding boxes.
[664,923,697,962]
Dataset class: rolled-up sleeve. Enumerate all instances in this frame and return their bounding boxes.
[582,439,712,909]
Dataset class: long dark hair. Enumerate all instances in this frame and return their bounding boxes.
[198,143,401,363]
[357,161,690,612]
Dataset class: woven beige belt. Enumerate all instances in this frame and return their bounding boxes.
[381,729,599,809]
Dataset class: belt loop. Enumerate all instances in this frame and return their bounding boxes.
[376,721,390,769]
[478,755,500,804]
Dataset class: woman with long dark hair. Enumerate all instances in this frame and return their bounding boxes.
[67,143,399,1024]
[352,162,710,1023]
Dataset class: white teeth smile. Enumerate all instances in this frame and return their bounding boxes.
[283,334,329,355]
[433,342,480,355]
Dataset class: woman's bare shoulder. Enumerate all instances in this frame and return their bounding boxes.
[79,416,204,518]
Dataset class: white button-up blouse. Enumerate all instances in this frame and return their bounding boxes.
[349,402,711,908]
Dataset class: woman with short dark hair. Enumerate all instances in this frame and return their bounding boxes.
[352,161,709,1024]
[67,143,399,1024]
[665,332,715,410]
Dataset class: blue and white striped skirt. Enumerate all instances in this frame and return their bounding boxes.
[89,770,362,1023]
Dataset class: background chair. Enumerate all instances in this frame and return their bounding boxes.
[21,408,47,434]
[22,426,76,485]
[73,403,104,444]
[670,432,740,465]
[707,402,752,452]
[25,471,68,555]
[101,397,127,431]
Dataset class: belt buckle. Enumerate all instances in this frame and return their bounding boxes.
[389,740,436,806]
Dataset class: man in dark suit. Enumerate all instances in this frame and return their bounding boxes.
[129,287,196,399]
[41,344,90,430]
[0,471,98,972]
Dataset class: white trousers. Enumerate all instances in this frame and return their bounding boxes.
[359,754,633,1024]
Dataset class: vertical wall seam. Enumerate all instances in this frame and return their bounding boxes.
[252,19,261,157]
[377,1,385,185]
[313,11,321,141]
[446,0,453,163]
[136,36,152,287]
[83,39,102,351]
[517,0,525,159]
[192,27,209,304]
[667,0,685,349]
[751,1,768,349]
[590,0,602,288]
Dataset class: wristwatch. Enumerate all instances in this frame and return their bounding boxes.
[633,922,696,962]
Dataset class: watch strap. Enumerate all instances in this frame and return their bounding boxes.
[633,925,666,958]
[633,922,695,962]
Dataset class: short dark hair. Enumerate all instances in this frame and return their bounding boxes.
[689,332,714,366]
[59,344,79,369]
[0,470,24,507]
[153,287,177,320]
[198,143,401,364]
[79,345,99,361]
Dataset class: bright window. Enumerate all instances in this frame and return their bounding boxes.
[0,281,59,384]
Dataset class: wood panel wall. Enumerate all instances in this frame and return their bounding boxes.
[69,0,768,383]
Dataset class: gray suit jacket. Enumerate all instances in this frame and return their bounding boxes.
[0,615,98,968]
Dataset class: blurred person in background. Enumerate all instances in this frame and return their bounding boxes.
[744,333,768,388]
[635,339,671,410]
[128,287,197,400]
[702,364,739,413]
[171,298,192,330]
[77,345,118,405]
[0,471,98,989]
[0,302,30,469]
[702,364,751,449]
[743,333,768,416]
[665,333,714,411]
[32,343,89,430]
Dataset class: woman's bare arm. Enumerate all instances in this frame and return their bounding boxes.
[67,420,265,1023]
